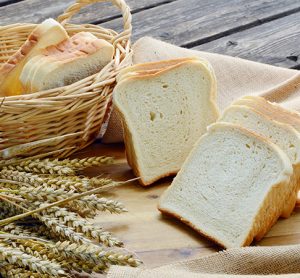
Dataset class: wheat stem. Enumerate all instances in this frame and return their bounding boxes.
[0,180,132,227]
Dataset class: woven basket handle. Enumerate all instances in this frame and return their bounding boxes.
[57,0,132,42]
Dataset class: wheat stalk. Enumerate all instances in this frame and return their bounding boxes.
[43,176,113,192]
[0,240,66,276]
[0,201,23,220]
[10,186,126,215]
[35,213,91,244]
[15,238,100,274]
[3,160,74,176]
[39,206,123,247]
[0,155,142,275]
[0,262,52,278]
[48,156,114,168]
[0,169,44,187]
[53,241,142,269]
[0,180,131,227]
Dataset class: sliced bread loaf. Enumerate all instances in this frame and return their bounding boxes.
[113,59,219,185]
[158,122,295,248]
[219,104,300,217]
[20,32,114,92]
[0,19,68,96]
[233,96,300,132]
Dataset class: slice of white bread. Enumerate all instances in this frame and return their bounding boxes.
[219,104,300,217]
[233,96,300,132]
[0,19,68,96]
[20,32,114,93]
[158,122,295,248]
[113,59,219,185]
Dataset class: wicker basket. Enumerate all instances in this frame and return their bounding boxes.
[0,0,132,159]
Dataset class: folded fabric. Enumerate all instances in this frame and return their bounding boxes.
[108,244,300,277]
[102,37,300,143]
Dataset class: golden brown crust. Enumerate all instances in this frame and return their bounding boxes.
[239,96,300,128]
[0,26,42,78]
[158,206,228,248]
[42,32,112,61]
[121,57,199,73]
[251,170,298,242]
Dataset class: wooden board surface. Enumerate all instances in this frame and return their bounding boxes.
[0,0,176,25]
[195,12,300,69]
[79,142,300,268]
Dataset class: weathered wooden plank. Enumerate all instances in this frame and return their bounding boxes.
[194,12,300,68]
[103,0,300,48]
[0,0,176,26]
[0,0,23,5]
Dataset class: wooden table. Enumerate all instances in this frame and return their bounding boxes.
[74,142,300,268]
[1,0,300,269]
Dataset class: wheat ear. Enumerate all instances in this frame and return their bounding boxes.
[0,262,53,278]
[0,241,66,276]
[0,179,135,227]
[39,206,123,247]
[48,156,114,168]
[3,160,74,176]
[53,241,142,269]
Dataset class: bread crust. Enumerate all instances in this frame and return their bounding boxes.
[114,106,180,186]
[113,59,219,186]
[159,123,294,248]
[236,96,300,129]
[159,169,295,248]
[117,57,199,79]
[221,104,300,217]
[22,32,114,93]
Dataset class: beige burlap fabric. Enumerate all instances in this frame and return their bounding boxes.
[105,37,300,277]
[108,244,300,277]
[102,37,300,142]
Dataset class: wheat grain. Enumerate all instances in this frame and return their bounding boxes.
[48,156,114,168]
[54,241,142,269]
[0,241,66,276]
[39,206,123,247]
[0,157,141,275]
[0,170,44,187]
[43,176,112,192]
[35,213,92,244]
[3,160,74,176]
[0,201,23,220]
[0,262,52,278]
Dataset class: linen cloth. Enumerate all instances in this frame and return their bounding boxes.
[106,37,300,277]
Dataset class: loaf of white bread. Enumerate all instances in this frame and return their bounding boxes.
[20,32,114,93]
[159,96,300,248]
[0,18,114,96]
[0,19,68,96]
[113,58,220,185]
